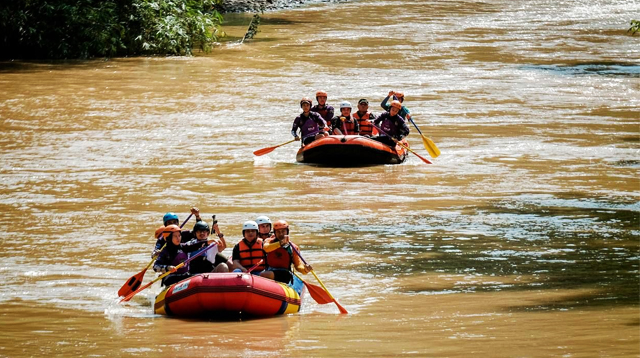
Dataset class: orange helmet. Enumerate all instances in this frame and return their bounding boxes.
[162,224,181,239]
[300,97,313,107]
[390,100,403,110]
[155,225,165,238]
[273,220,289,231]
[315,90,328,98]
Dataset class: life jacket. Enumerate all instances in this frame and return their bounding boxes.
[353,111,374,136]
[334,116,358,135]
[170,250,189,274]
[237,238,265,270]
[297,113,323,140]
[312,105,331,122]
[264,238,294,269]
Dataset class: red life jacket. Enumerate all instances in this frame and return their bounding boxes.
[237,238,265,270]
[353,111,374,136]
[264,238,297,269]
[337,116,358,135]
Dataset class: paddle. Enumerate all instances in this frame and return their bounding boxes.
[372,123,432,165]
[246,259,264,274]
[120,241,218,303]
[117,213,193,297]
[253,139,297,156]
[391,94,440,158]
[293,272,335,305]
[290,244,348,314]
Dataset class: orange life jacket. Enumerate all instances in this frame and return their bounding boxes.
[337,116,358,135]
[237,238,265,270]
[264,238,296,269]
[353,111,374,136]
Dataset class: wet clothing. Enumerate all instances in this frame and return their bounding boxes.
[153,239,205,286]
[291,111,327,143]
[329,115,359,135]
[311,104,334,124]
[353,111,377,136]
[263,238,304,284]
[232,238,266,272]
[380,95,410,120]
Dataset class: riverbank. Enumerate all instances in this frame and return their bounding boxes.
[220,0,347,13]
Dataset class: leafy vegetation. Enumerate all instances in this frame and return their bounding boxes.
[0,0,224,59]
[629,20,640,35]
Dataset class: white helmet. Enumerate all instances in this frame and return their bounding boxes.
[242,220,258,231]
[255,215,272,226]
[340,101,352,109]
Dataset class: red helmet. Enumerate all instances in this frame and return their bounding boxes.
[162,224,181,239]
[273,220,289,231]
[315,90,328,98]
[300,97,313,107]
[390,100,402,110]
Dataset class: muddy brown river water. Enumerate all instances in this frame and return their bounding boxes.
[0,0,639,357]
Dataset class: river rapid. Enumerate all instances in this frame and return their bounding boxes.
[0,0,639,357]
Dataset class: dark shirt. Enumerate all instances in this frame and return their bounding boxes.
[374,112,410,140]
[311,104,335,123]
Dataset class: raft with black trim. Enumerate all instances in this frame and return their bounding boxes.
[153,272,304,318]
[296,135,408,165]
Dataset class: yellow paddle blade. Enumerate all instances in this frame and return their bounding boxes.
[421,135,441,158]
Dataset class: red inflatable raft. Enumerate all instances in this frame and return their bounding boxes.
[153,272,304,318]
[296,135,408,165]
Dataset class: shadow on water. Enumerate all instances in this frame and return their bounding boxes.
[521,61,640,77]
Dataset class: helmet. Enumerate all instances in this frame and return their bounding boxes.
[315,90,328,98]
[256,215,272,226]
[155,226,165,238]
[162,212,179,226]
[273,220,289,231]
[242,220,258,231]
[358,98,369,105]
[339,101,352,109]
[300,97,313,107]
[162,224,181,239]
[193,221,210,233]
[394,92,404,100]
[390,100,402,110]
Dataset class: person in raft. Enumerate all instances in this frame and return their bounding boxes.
[153,224,218,286]
[291,97,328,146]
[152,207,203,257]
[329,101,360,135]
[232,221,266,274]
[381,90,411,121]
[185,221,232,274]
[352,98,377,137]
[260,220,312,284]
[373,100,411,147]
[310,90,334,125]
[256,215,274,240]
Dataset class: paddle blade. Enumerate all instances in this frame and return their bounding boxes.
[421,135,441,158]
[253,146,277,156]
[302,279,349,314]
[302,280,334,304]
[117,270,146,297]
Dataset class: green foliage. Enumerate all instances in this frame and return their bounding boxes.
[0,0,224,59]
[132,0,223,55]
[629,20,640,35]
[242,14,261,42]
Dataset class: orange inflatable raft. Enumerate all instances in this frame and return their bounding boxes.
[154,272,304,318]
[296,135,408,165]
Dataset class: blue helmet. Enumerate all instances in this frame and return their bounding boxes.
[163,212,179,225]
